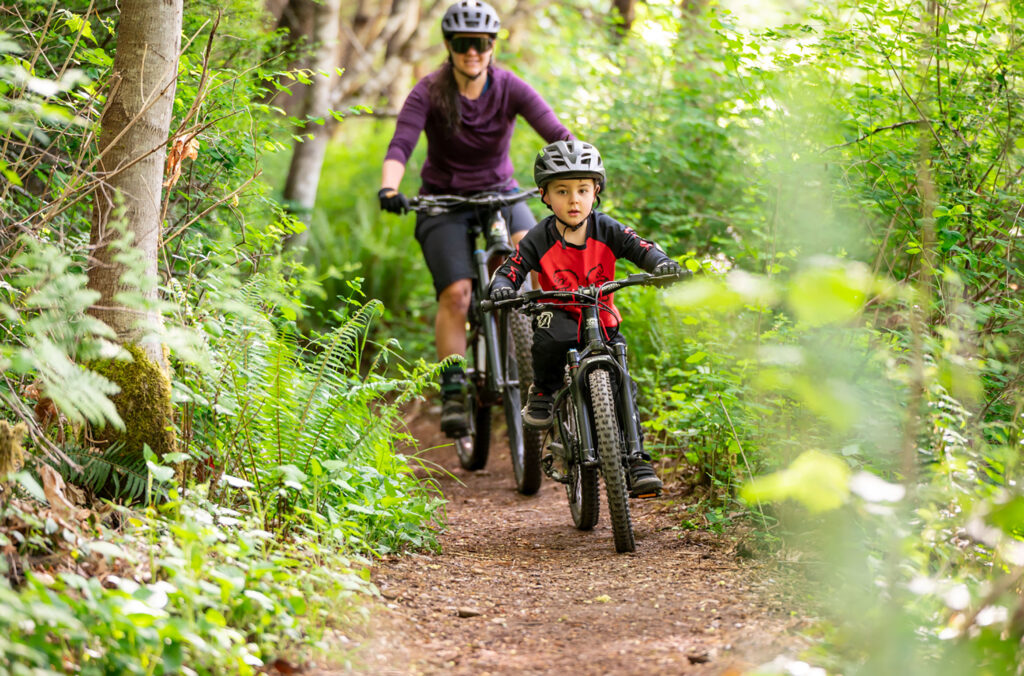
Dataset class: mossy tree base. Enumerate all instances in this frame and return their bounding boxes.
[88,343,176,460]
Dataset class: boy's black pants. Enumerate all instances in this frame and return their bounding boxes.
[531,308,625,395]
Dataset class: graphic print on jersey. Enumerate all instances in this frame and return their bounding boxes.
[552,269,580,290]
[586,262,610,285]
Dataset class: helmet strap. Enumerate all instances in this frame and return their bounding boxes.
[558,216,587,232]
[455,65,486,81]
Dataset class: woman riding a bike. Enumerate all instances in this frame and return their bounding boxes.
[378,0,573,439]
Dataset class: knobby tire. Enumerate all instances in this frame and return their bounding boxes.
[589,368,636,553]
[564,395,598,530]
[458,329,490,471]
[507,311,543,495]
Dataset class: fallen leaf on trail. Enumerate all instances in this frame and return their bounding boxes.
[39,464,76,519]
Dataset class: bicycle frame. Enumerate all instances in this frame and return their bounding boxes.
[551,289,643,476]
[471,220,516,402]
[410,189,539,400]
[484,272,685,479]
[409,190,544,491]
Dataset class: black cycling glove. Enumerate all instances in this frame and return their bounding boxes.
[653,260,683,276]
[490,285,516,302]
[378,188,409,214]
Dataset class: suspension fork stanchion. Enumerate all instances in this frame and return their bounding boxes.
[569,349,599,467]
[612,342,643,457]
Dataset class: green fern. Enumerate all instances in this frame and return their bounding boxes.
[56,443,150,501]
[176,272,440,547]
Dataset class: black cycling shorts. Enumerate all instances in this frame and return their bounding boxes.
[415,197,536,299]
[531,307,623,394]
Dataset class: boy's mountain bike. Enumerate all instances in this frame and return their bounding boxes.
[408,190,545,495]
[482,271,686,552]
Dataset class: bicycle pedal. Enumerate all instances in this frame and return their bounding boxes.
[633,492,659,499]
[541,453,571,484]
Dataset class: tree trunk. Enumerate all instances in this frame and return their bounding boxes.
[265,0,317,118]
[86,0,182,463]
[283,0,343,249]
[88,0,182,370]
[611,0,636,35]
[681,0,709,15]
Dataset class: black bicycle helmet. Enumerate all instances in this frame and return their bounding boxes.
[533,140,606,190]
[441,0,501,38]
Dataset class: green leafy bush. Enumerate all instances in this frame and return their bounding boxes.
[0,483,374,675]
[0,5,444,674]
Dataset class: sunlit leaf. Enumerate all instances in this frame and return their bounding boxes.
[742,449,850,512]
[787,258,872,325]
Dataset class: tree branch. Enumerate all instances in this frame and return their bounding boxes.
[824,119,927,152]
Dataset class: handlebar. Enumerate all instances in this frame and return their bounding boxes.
[408,189,539,216]
[479,271,688,313]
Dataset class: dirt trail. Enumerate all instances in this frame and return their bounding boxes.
[340,409,806,675]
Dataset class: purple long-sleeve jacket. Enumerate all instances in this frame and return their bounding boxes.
[385,65,571,194]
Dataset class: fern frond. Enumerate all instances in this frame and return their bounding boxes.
[57,443,149,501]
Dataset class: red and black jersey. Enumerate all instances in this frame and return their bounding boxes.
[492,211,670,329]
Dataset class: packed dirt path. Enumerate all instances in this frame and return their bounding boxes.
[340,409,808,675]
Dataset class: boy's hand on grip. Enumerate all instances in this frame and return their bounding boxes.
[378,188,409,214]
[653,260,682,276]
[490,286,516,302]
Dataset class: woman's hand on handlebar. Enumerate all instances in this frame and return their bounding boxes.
[378,188,409,214]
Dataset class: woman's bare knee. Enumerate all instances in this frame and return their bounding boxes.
[438,280,472,315]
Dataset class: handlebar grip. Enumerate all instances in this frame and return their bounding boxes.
[480,297,527,313]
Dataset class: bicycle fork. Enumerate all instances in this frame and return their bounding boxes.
[473,247,509,400]
[611,342,644,459]
[544,351,603,484]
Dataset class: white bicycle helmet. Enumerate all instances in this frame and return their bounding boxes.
[533,140,606,190]
[441,0,501,37]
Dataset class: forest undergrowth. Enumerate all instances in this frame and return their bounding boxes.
[0,0,1023,674]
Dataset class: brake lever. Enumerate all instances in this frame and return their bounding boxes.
[650,270,689,288]
[479,297,524,313]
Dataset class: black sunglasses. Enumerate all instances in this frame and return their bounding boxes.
[449,36,494,54]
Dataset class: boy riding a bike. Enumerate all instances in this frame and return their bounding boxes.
[488,140,681,498]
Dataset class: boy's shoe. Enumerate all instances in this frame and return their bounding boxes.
[522,386,554,429]
[440,396,470,438]
[628,454,663,498]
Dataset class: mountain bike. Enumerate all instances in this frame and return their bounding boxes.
[408,190,545,495]
[482,271,686,552]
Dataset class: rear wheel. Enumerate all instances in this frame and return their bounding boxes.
[505,310,543,495]
[589,368,635,553]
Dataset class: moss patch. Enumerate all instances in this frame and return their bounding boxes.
[0,421,27,476]
[87,343,176,459]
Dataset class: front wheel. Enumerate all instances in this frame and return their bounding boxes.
[562,395,598,530]
[505,310,543,495]
[589,368,635,553]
